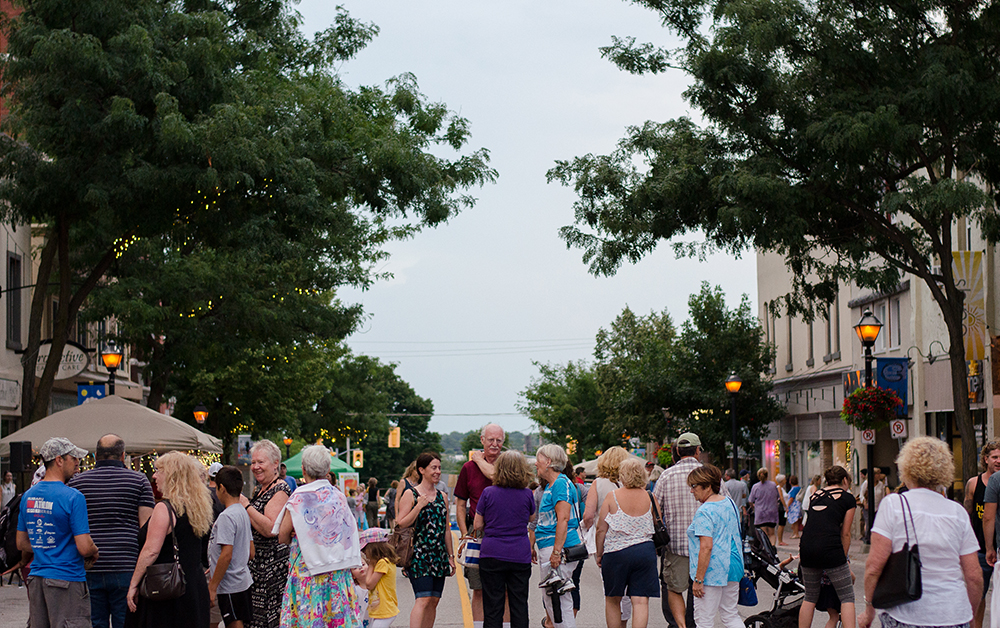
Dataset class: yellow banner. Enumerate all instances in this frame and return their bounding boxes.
[953,251,986,361]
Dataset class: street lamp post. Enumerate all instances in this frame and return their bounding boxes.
[854,309,883,545]
[100,340,124,396]
[283,436,293,459]
[193,404,208,426]
[725,373,742,469]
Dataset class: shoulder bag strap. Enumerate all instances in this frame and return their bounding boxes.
[898,493,915,545]
[162,500,180,564]
[648,491,662,526]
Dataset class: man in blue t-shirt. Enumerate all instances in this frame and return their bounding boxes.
[17,437,99,627]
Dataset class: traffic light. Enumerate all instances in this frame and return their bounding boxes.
[388,427,401,448]
[352,449,364,468]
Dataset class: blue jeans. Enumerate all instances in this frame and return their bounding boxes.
[87,571,131,628]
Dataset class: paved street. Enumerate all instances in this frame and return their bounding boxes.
[1,533,987,628]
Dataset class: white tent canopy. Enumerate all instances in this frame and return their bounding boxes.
[0,395,222,457]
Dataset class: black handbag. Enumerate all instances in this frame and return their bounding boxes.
[871,493,922,608]
[648,491,670,553]
[562,489,588,563]
[562,543,589,562]
[139,501,186,601]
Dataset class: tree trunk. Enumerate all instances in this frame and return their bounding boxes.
[31,218,73,424]
[28,219,122,424]
[929,256,978,486]
[944,303,978,485]
[144,340,170,410]
[19,232,57,427]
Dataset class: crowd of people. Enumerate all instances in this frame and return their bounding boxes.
[1,426,993,628]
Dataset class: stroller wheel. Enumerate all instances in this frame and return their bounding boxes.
[744,614,776,628]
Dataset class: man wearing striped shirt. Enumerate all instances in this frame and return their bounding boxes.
[69,434,154,628]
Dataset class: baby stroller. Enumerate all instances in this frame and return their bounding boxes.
[742,526,806,628]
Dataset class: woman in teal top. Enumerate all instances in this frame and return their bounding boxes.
[687,465,744,628]
[533,444,584,628]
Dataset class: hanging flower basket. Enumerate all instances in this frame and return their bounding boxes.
[841,386,903,431]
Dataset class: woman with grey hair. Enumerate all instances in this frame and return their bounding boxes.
[859,437,982,628]
[534,444,584,628]
[239,439,292,628]
[274,445,363,627]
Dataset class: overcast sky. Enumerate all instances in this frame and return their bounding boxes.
[296,0,758,435]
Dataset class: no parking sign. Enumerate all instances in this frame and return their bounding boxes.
[861,429,876,445]
[890,419,907,439]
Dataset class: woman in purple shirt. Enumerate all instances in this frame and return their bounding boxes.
[748,468,780,547]
[474,450,536,628]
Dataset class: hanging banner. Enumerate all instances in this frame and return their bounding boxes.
[876,357,909,415]
[954,251,986,361]
[77,383,105,405]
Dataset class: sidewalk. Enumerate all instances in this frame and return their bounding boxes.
[0,571,28,628]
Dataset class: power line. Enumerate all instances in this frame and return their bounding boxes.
[372,345,593,358]
[349,338,592,344]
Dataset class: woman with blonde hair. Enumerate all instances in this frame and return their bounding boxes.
[583,447,634,628]
[474,450,536,628]
[595,458,659,628]
[240,439,292,628]
[859,437,982,628]
[127,452,213,627]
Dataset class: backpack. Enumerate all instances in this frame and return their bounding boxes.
[0,493,22,571]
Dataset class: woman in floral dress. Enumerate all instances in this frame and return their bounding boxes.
[275,445,363,628]
[239,440,292,628]
[396,452,455,628]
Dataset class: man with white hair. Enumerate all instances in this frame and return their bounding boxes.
[455,423,506,628]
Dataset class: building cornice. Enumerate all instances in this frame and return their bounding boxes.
[847,280,910,309]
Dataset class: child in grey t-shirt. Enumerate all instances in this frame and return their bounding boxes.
[208,466,255,627]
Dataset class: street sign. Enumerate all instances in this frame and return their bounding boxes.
[890,419,907,439]
[861,429,876,445]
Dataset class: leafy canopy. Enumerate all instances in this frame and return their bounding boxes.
[548,0,1000,480]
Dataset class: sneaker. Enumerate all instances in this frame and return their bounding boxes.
[557,579,576,594]
[539,570,563,588]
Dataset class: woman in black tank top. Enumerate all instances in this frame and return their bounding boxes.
[798,466,857,628]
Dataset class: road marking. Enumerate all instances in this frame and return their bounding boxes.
[453,531,473,628]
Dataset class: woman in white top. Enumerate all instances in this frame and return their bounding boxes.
[860,437,983,628]
[583,447,632,628]
[595,458,659,628]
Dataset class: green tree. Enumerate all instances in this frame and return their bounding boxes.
[593,307,677,442]
[522,287,781,464]
[548,0,1000,481]
[302,350,438,484]
[518,360,617,462]
[0,1,495,426]
[668,284,784,463]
